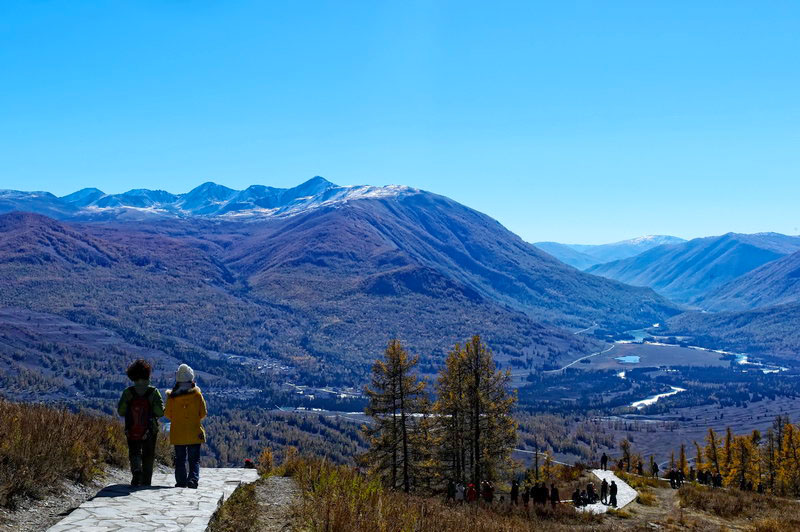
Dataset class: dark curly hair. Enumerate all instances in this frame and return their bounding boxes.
[126,359,152,382]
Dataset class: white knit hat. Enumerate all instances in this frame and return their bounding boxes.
[176,363,195,383]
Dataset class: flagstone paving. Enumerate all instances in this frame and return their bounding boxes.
[47,468,259,532]
[578,469,638,514]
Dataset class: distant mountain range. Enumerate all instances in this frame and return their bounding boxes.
[0,177,413,221]
[0,179,679,391]
[534,235,686,269]
[585,233,800,304]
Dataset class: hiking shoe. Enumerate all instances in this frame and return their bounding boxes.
[131,472,142,487]
[187,481,198,489]
[175,482,187,488]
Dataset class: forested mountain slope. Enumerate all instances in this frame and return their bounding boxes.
[586,233,800,304]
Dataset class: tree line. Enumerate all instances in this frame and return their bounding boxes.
[361,335,517,493]
[664,416,800,495]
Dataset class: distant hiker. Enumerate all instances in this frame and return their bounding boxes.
[117,359,164,487]
[609,480,618,507]
[757,482,764,494]
[164,364,207,489]
[714,472,723,488]
[550,483,559,507]
[637,462,644,476]
[482,481,494,504]
[600,452,608,471]
[689,467,695,482]
[537,482,548,505]
[668,469,677,489]
[510,479,519,505]
[587,482,597,504]
[746,480,753,492]
[455,482,465,504]
[651,461,659,478]
[678,469,685,487]
[521,484,530,506]
[446,480,456,502]
[600,478,608,504]
[572,487,582,507]
[467,483,477,502]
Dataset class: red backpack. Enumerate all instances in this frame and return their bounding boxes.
[125,388,154,441]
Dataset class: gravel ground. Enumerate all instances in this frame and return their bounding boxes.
[256,476,300,531]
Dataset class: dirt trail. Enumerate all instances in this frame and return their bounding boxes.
[256,476,300,531]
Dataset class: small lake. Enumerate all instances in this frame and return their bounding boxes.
[615,355,640,364]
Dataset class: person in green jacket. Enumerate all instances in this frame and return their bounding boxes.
[117,359,165,487]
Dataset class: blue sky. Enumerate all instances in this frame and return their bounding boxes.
[1,1,798,244]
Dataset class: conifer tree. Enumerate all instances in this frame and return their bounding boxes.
[723,427,734,480]
[362,340,430,493]
[435,335,517,486]
[705,428,722,475]
[693,441,704,473]
[620,438,632,473]
[678,444,688,476]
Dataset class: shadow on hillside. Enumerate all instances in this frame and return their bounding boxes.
[90,484,173,499]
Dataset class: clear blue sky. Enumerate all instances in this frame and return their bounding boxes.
[1,1,798,244]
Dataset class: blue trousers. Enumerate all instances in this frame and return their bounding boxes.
[174,444,201,486]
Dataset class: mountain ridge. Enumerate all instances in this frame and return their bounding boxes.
[0,177,416,221]
[534,235,686,269]
[586,232,800,304]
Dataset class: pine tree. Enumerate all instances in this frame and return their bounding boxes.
[620,438,632,473]
[694,441,704,473]
[678,444,688,476]
[722,427,734,480]
[705,428,722,475]
[435,335,517,486]
[362,340,430,492]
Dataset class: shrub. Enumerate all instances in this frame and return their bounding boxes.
[0,399,126,507]
[636,489,657,506]
[0,399,169,508]
[257,448,274,476]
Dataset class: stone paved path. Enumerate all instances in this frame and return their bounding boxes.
[578,469,638,514]
[47,468,259,532]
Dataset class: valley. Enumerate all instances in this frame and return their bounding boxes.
[1,179,799,472]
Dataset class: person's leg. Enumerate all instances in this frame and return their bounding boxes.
[128,439,143,486]
[141,434,157,486]
[187,444,201,488]
[174,445,188,487]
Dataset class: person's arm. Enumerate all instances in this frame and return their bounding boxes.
[151,388,165,418]
[198,389,207,420]
[117,388,130,417]
[164,392,173,420]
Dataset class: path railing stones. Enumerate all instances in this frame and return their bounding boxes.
[47,468,259,532]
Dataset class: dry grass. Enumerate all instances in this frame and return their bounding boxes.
[0,399,169,508]
[636,488,657,506]
[291,456,607,532]
[678,483,800,527]
[207,482,260,532]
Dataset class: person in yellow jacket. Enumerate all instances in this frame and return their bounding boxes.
[164,363,207,489]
